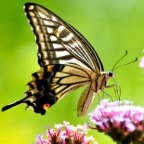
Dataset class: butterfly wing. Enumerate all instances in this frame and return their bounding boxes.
[25,3,104,73]
[77,83,95,117]
[2,3,104,116]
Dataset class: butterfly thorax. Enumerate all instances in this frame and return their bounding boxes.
[91,71,114,93]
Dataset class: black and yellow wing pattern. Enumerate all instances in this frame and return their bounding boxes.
[2,3,105,116]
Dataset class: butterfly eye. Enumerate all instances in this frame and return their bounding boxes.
[109,72,113,77]
[43,103,50,110]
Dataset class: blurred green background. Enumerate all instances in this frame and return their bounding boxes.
[0,0,144,143]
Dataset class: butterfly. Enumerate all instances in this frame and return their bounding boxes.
[2,3,114,116]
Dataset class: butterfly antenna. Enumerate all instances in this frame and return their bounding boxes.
[112,58,138,71]
[112,50,128,71]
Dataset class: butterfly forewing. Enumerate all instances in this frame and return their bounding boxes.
[25,3,103,73]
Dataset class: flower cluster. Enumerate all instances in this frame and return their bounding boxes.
[36,121,97,144]
[89,99,144,144]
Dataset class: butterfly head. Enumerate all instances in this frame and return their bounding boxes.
[102,71,114,79]
[99,71,114,89]
[104,71,114,82]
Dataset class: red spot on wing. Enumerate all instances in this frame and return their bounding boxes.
[43,103,51,110]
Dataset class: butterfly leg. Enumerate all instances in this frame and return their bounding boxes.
[106,84,121,101]
[97,92,101,103]
[101,89,113,101]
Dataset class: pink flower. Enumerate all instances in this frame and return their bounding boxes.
[89,99,144,144]
[36,121,97,144]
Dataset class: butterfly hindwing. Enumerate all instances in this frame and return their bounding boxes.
[26,64,92,114]
[2,64,92,115]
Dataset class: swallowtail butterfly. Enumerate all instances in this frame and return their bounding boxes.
[2,3,114,116]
